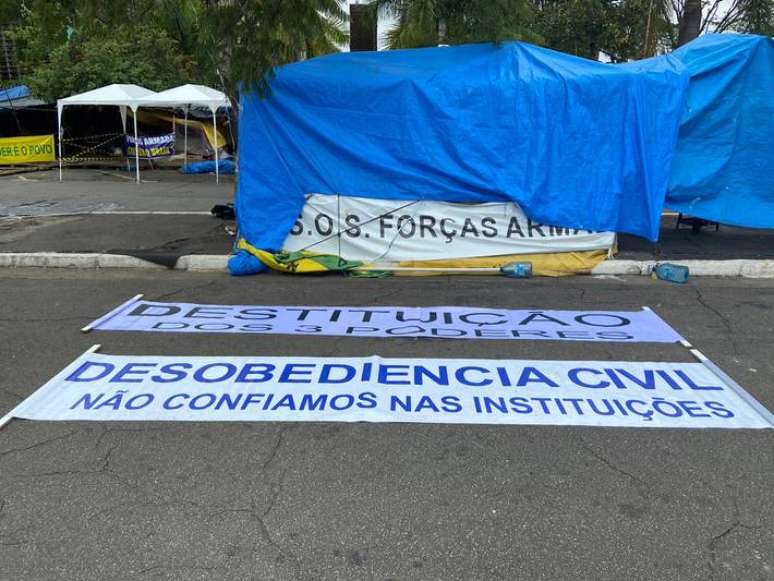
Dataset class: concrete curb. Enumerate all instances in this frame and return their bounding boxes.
[591,259,774,278]
[0,252,166,269]
[1,253,774,277]
[174,255,229,271]
[0,253,225,271]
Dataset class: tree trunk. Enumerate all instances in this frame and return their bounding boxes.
[678,0,702,46]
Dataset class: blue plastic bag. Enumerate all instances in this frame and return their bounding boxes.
[180,159,236,175]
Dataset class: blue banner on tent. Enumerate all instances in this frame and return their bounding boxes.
[126,133,175,159]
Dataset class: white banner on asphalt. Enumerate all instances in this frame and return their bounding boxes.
[9,352,773,429]
[282,194,615,261]
[88,300,684,343]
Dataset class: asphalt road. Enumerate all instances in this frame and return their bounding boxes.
[0,269,772,580]
[0,169,234,216]
[4,170,774,262]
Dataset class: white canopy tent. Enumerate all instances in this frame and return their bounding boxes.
[137,84,231,183]
[57,84,157,184]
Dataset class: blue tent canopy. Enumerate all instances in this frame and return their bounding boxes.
[667,34,774,228]
[236,41,688,249]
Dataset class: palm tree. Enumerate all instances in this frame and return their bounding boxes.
[201,0,349,96]
[381,0,440,48]
[374,0,539,50]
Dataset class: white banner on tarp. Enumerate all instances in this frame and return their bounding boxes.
[282,194,615,261]
[87,300,684,343]
[9,352,773,429]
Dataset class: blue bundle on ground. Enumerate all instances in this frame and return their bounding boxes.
[180,159,236,175]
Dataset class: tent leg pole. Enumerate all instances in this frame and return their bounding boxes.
[133,110,140,184]
[184,107,188,168]
[58,111,63,182]
[212,109,219,184]
[58,132,63,182]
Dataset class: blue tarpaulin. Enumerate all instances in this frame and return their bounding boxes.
[0,85,31,103]
[667,34,774,229]
[179,159,237,175]
[236,41,688,249]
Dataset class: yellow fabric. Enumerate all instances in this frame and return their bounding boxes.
[395,250,609,277]
[0,134,55,164]
[238,239,339,273]
[135,111,227,151]
[239,238,610,277]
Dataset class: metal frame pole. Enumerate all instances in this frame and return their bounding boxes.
[57,106,63,181]
[212,108,219,184]
[133,108,140,184]
[184,106,188,168]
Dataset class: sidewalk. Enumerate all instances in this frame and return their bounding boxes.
[0,168,234,216]
[0,215,232,267]
[3,212,774,268]
[2,168,773,272]
[618,215,774,260]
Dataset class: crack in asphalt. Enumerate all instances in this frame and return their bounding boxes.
[705,496,764,581]
[10,440,121,481]
[694,286,741,356]
[90,499,208,521]
[707,520,762,580]
[261,427,288,474]
[152,280,221,301]
[579,441,647,487]
[205,426,302,575]
[0,497,31,548]
[0,430,80,459]
[358,288,404,307]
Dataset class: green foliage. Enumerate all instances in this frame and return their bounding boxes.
[379,0,691,60]
[11,1,71,67]
[11,0,347,102]
[199,0,348,97]
[9,0,770,105]
[738,0,774,35]
[533,0,612,59]
[381,0,439,48]
[0,0,22,26]
[379,0,539,48]
[25,24,193,102]
[11,0,197,100]
[445,0,540,44]
[533,0,672,62]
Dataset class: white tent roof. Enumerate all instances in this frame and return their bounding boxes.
[137,84,230,111]
[56,83,227,185]
[57,84,156,112]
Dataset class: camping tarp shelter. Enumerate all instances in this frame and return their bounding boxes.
[667,34,774,228]
[136,84,230,183]
[0,85,45,109]
[0,85,29,102]
[57,84,157,183]
[235,41,688,257]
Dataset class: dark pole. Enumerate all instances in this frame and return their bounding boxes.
[2,87,23,135]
